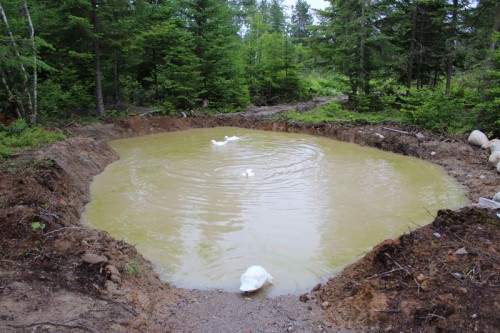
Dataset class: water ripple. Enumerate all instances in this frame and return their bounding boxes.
[83,127,468,296]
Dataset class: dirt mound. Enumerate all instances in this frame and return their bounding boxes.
[1,108,498,332]
[312,207,499,332]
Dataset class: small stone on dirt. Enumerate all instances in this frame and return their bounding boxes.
[415,132,425,139]
[454,247,468,255]
[106,264,121,276]
[321,301,330,310]
[82,253,108,265]
[433,232,441,238]
[110,274,122,284]
[299,294,309,302]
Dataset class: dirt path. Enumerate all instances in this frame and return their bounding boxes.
[0,102,498,332]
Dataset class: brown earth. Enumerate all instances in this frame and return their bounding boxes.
[0,99,498,333]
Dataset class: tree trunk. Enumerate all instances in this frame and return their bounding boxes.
[91,0,105,115]
[416,22,424,89]
[24,1,37,123]
[113,51,119,104]
[445,0,458,95]
[153,49,158,100]
[406,1,418,91]
[359,0,367,94]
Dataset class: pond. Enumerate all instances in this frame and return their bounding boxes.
[82,127,468,296]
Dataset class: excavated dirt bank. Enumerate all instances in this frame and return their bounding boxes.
[0,102,498,332]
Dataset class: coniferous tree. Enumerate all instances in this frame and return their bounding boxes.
[291,0,313,41]
[269,0,286,33]
[317,0,380,99]
[181,0,249,110]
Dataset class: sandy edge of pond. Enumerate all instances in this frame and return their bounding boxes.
[0,100,498,332]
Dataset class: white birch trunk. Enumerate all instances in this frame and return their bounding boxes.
[0,3,33,118]
[24,1,37,122]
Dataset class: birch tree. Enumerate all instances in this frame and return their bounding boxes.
[0,2,33,119]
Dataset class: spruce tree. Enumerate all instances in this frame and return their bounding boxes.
[181,0,249,110]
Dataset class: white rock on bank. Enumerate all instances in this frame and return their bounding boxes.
[479,197,500,209]
[468,130,489,148]
[489,151,500,168]
[493,192,500,203]
[488,139,500,153]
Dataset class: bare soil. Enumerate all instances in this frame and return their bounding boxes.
[0,100,498,333]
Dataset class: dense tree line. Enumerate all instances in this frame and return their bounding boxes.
[314,0,499,132]
[0,0,498,133]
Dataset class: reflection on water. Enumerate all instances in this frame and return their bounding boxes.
[82,127,468,296]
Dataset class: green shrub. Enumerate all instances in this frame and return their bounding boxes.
[303,71,348,97]
[282,100,401,124]
[400,88,478,133]
[0,119,65,159]
[38,79,95,120]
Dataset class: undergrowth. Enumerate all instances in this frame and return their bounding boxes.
[0,119,65,159]
[281,100,403,124]
[280,85,493,136]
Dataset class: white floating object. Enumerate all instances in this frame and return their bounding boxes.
[211,139,227,146]
[239,265,273,293]
[224,135,240,141]
[242,169,254,177]
[467,130,489,148]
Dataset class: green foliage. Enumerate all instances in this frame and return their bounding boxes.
[473,31,500,137]
[0,0,497,127]
[38,79,95,119]
[304,71,346,97]
[282,100,402,124]
[32,158,54,170]
[400,88,478,133]
[1,118,28,135]
[0,119,65,159]
[30,221,46,233]
[102,109,129,120]
[126,260,140,275]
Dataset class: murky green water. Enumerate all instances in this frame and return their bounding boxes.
[82,127,468,296]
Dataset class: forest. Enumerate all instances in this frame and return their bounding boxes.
[0,0,499,136]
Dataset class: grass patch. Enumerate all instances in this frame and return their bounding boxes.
[0,119,65,159]
[126,260,141,275]
[281,100,403,124]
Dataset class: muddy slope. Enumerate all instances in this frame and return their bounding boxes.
[1,107,499,332]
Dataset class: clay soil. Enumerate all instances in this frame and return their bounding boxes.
[0,100,498,333]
